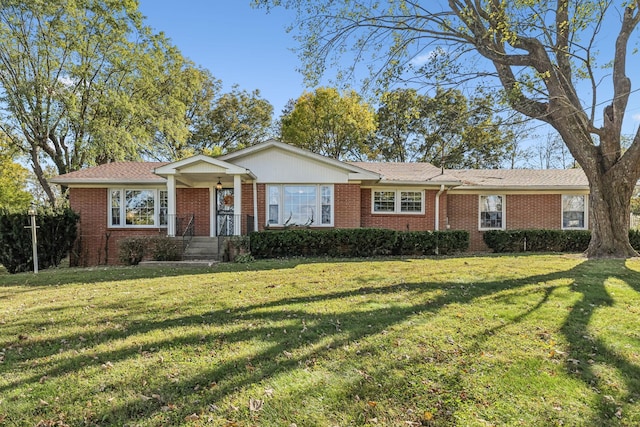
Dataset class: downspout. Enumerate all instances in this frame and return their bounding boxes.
[434,184,445,231]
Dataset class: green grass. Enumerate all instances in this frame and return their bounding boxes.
[1,255,640,426]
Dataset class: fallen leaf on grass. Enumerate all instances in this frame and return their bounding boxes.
[249,398,263,412]
[367,401,377,408]
[184,413,200,421]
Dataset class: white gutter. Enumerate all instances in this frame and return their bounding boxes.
[434,184,446,231]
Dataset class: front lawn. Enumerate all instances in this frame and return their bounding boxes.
[1,255,639,426]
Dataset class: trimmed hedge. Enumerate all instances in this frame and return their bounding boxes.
[249,228,469,259]
[482,229,592,253]
[0,207,79,273]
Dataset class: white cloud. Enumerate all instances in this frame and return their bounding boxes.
[409,47,446,67]
[633,113,640,122]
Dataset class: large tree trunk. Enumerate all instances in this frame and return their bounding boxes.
[585,170,637,258]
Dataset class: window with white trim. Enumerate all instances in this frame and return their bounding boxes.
[479,195,504,229]
[372,189,424,214]
[267,184,333,226]
[109,189,168,227]
[562,195,587,229]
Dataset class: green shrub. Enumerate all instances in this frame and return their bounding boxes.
[630,229,640,250]
[118,237,148,265]
[0,207,79,273]
[249,228,469,259]
[397,230,469,255]
[483,229,591,253]
[150,236,181,261]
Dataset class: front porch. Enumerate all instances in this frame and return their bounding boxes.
[154,155,257,238]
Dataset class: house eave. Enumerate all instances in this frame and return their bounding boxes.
[451,185,589,192]
[50,178,166,186]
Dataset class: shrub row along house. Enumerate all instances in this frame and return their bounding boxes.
[51,140,589,265]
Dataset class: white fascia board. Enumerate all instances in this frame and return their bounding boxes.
[450,185,589,193]
[50,178,166,186]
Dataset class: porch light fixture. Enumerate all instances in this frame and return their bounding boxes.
[216,178,223,190]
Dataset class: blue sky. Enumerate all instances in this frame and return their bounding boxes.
[137,1,640,140]
[138,1,306,117]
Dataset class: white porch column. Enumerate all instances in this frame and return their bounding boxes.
[167,175,178,237]
[233,175,242,235]
[167,175,176,237]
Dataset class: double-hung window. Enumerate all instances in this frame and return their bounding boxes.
[267,184,333,226]
[372,189,424,214]
[479,195,504,229]
[109,189,168,227]
[562,195,587,229]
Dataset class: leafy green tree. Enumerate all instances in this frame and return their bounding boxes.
[280,87,376,160]
[372,88,424,162]
[191,87,273,155]
[0,139,31,210]
[254,0,640,258]
[0,0,194,204]
[144,67,223,161]
[374,88,517,168]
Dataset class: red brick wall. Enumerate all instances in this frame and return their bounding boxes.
[360,189,441,231]
[507,194,561,229]
[69,188,167,266]
[70,185,578,264]
[241,183,255,233]
[446,193,565,251]
[334,184,361,228]
[176,188,210,237]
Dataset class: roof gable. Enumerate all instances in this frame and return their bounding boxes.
[154,154,250,176]
[220,140,381,183]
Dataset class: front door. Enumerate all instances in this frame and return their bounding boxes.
[216,189,234,236]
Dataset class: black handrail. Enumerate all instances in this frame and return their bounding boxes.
[182,214,195,252]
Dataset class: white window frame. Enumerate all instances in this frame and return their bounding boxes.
[561,194,588,230]
[479,194,505,230]
[108,188,168,228]
[266,184,334,227]
[371,189,425,214]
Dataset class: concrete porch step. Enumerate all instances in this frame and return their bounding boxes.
[183,236,219,260]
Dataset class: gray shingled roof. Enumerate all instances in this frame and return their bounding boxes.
[453,168,588,188]
[51,158,589,190]
[351,162,588,189]
[349,161,463,184]
[50,162,168,184]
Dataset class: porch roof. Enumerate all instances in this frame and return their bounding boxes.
[153,154,255,187]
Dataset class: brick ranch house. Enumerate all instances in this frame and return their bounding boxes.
[51,139,590,265]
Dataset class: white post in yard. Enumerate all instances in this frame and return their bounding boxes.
[27,203,38,274]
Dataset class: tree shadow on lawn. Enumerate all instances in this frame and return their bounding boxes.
[2,258,640,425]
